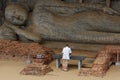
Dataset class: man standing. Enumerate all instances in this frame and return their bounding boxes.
[62,44,72,71]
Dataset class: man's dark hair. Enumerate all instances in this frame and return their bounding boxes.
[66,44,69,46]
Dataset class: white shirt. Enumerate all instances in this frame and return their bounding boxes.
[62,46,72,60]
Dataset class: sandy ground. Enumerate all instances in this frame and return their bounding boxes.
[0,59,120,80]
[0,49,120,80]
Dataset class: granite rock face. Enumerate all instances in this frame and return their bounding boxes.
[5,4,28,25]
[0,0,120,44]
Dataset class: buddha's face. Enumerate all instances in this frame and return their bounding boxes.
[5,4,28,26]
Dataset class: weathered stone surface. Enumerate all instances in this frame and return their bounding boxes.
[112,1,120,13]
[0,23,16,40]
[7,0,37,10]
[5,4,28,25]
[31,0,120,44]
[1,0,120,45]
